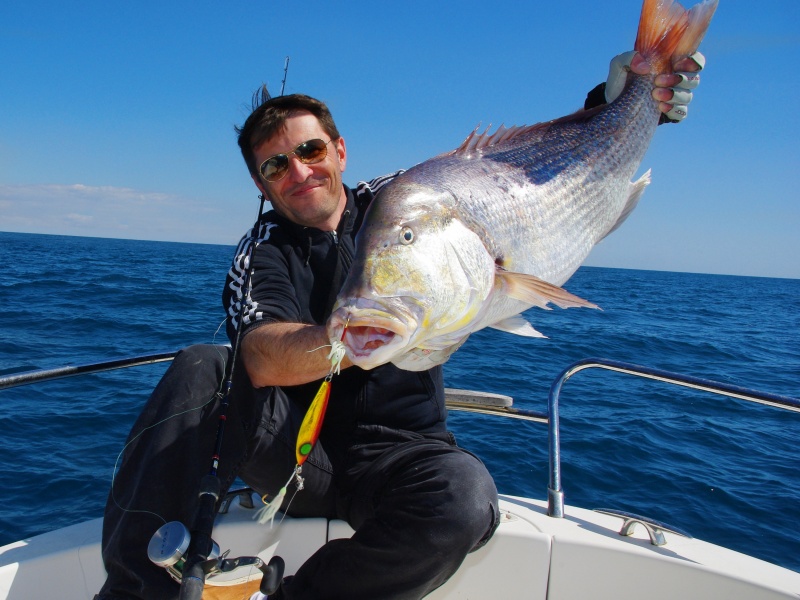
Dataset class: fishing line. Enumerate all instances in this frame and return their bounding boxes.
[110,386,223,523]
[212,317,228,345]
[110,297,243,519]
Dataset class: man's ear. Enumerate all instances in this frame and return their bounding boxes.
[335,136,347,173]
[252,173,269,197]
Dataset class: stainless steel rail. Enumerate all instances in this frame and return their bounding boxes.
[0,351,548,423]
[5,353,797,521]
[546,357,800,518]
[444,388,547,422]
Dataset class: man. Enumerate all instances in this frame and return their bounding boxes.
[96,51,704,600]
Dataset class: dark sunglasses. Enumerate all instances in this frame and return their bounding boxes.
[258,138,336,182]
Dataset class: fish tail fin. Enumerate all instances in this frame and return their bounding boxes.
[634,0,718,73]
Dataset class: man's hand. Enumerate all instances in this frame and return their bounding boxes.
[605,50,706,123]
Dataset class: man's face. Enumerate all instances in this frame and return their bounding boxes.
[252,111,347,230]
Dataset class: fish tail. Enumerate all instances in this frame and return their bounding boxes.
[634,0,718,73]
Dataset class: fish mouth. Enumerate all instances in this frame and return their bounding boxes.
[328,300,419,369]
[344,325,398,355]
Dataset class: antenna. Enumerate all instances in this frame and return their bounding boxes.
[280,56,290,96]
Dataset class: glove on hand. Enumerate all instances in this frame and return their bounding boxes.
[604,50,706,123]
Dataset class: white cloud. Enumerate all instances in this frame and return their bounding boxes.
[65,213,94,224]
[0,183,249,245]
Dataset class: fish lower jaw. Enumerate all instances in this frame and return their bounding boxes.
[342,325,410,369]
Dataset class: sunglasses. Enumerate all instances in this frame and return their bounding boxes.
[258,138,336,182]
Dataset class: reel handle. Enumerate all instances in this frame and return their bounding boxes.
[259,555,285,595]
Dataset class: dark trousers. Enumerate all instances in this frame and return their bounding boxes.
[97,345,499,600]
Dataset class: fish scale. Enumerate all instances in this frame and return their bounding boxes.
[411,75,658,283]
[329,0,718,371]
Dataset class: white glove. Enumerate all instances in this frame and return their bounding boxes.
[604,50,705,122]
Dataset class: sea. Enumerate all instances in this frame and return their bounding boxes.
[1,230,798,573]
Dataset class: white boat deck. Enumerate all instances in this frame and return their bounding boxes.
[2,491,798,599]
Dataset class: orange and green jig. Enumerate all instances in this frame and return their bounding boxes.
[255,323,348,526]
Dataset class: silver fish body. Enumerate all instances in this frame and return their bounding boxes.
[328,0,717,371]
[398,75,660,287]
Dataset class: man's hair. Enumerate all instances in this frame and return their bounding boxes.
[236,86,341,177]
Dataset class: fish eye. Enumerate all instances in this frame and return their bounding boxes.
[400,226,414,245]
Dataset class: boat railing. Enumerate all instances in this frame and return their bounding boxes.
[2,351,798,525]
[546,358,800,519]
[0,348,549,422]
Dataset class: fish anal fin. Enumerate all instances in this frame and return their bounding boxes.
[490,315,548,338]
[600,169,651,241]
[496,268,600,310]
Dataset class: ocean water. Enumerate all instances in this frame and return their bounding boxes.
[1,231,798,572]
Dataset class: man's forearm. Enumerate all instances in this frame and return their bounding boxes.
[242,322,352,388]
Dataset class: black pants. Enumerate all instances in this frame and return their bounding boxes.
[97,345,499,599]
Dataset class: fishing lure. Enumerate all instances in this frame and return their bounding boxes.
[296,332,347,463]
[296,374,332,465]
[254,330,347,526]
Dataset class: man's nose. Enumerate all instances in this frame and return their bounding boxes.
[286,155,313,181]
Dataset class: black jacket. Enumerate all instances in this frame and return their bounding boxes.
[222,178,447,466]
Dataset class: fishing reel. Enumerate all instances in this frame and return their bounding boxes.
[148,521,284,595]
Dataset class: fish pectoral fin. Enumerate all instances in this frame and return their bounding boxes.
[496,268,600,310]
[489,315,548,338]
[391,339,468,371]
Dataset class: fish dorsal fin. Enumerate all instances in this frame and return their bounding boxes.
[495,267,599,310]
[489,315,547,338]
[452,107,606,157]
[453,124,534,155]
[600,169,651,241]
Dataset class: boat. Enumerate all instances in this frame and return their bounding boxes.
[1,353,798,599]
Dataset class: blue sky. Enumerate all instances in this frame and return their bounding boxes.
[1,0,798,278]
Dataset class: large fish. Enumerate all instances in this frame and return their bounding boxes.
[328,0,718,371]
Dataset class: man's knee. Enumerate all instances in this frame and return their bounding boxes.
[460,463,499,550]
[171,344,230,373]
[432,451,499,553]
[139,344,232,421]
[162,344,231,394]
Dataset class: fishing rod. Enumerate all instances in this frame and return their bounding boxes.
[280,56,290,96]
[0,352,178,390]
[152,194,284,600]
[1,357,548,422]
